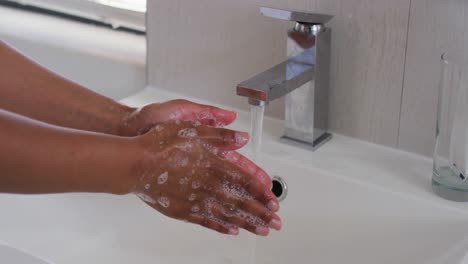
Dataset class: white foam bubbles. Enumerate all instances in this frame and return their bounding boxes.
[158,171,169,184]
[179,177,189,185]
[236,209,266,226]
[221,181,254,200]
[175,142,194,152]
[191,181,201,189]
[157,197,170,208]
[178,128,198,138]
[153,125,164,132]
[191,204,200,213]
[197,111,213,120]
[188,193,197,201]
[136,193,156,204]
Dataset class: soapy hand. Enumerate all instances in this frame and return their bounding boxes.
[131,121,281,236]
[120,99,237,136]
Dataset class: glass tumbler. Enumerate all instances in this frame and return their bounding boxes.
[433,51,468,201]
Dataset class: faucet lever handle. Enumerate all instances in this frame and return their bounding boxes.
[260,7,332,25]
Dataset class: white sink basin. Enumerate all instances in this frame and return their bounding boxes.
[0,244,51,264]
[2,87,468,264]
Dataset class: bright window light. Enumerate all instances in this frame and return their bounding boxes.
[89,0,146,13]
[3,0,146,31]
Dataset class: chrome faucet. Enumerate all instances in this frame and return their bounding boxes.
[237,7,333,150]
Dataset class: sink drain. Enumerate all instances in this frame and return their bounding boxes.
[271,176,287,201]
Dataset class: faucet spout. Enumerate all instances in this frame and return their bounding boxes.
[236,7,333,151]
[237,49,315,105]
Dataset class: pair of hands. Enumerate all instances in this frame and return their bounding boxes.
[121,100,281,236]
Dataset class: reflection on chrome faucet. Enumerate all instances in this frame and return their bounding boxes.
[237,7,333,150]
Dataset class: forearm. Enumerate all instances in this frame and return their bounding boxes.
[0,40,135,135]
[0,109,138,194]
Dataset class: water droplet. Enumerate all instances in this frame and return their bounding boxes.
[221,203,236,217]
[158,171,169,184]
[144,183,151,190]
[157,196,170,208]
[192,120,201,127]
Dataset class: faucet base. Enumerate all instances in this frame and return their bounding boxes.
[280,132,332,151]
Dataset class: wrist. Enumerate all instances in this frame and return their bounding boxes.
[106,137,144,195]
[76,134,143,195]
[114,103,138,137]
[116,104,140,137]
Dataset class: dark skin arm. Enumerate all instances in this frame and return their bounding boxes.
[0,41,282,236]
[0,40,237,137]
[0,109,281,235]
[0,108,135,194]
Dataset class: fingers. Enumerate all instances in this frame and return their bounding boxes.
[187,201,280,236]
[211,195,282,233]
[168,99,237,127]
[187,213,239,235]
[170,122,249,151]
[217,182,281,228]
[235,199,281,231]
[210,203,268,236]
[195,127,249,151]
[219,151,271,189]
[215,152,279,212]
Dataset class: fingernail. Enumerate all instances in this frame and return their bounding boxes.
[255,226,269,236]
[267,200,279,211]
[268,219,282,231]
[235,132,249,145]
[229,228,239,236]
